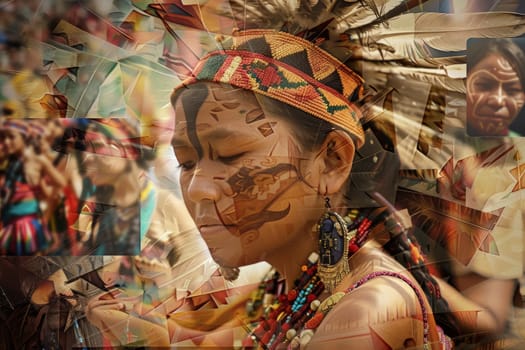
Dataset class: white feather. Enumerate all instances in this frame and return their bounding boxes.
[349,12,525,67]
[331,0,407,32]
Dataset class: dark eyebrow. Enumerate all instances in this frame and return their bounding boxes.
[171,136,190,148]
[173,127,246,143]
[207,128,241,140]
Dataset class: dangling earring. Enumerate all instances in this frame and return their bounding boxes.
[317,197,350,293]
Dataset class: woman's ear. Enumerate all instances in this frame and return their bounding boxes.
[315,130,355,195]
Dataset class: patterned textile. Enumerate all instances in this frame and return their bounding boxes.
[0,162,51,255]
[0,119,30,135]
[0,214,51,255]
[172,30,365,147]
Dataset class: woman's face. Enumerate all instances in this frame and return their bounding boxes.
[172,84,324,267]
[467,53,525,136]
[81,134,131,186]
[3,129,25,155]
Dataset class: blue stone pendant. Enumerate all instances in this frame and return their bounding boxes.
[317,206,350,293]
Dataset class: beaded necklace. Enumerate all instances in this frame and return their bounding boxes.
[241,208,436,350]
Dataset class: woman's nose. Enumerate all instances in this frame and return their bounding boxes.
[82,152,96,165]
[186,164,223,203]
[496,85,506,105]
[487,85,506,106]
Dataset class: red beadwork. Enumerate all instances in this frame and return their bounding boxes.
[269,309,279,319]
[348,242,360,253]
[307,293,316,303]
[287,289,297,301]
[261,331,272,345]
[271,333,286,350]
[242,208,434,350]
[305,312,325,329]
[260,320,269,330]
[242,336,254,347]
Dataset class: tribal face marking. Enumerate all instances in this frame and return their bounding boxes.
[223,149,302,233]
[467,54,525,136]
[173,84,320,266]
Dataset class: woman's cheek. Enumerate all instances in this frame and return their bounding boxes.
[515,93,525,111]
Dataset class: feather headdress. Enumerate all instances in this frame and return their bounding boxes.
[146,0,525,201]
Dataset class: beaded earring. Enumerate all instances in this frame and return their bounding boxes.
[317,198,352,293]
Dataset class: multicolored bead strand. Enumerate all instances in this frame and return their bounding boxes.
[243,252,325,350]
[242,208,446,350]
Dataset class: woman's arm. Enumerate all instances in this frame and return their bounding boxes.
[309,274,442,350]
[309,245,442,350]
[437,273,516,334]
[36,153,67,188]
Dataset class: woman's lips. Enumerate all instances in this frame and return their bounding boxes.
[199,224,238,236]
[199,225,228,235]
[198,225,242,266]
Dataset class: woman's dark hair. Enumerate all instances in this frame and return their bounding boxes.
[174,81,459,336]
[54,119,155,170]
[468,37,525,88]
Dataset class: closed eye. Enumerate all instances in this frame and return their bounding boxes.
[178,160,196,171]
[217,153,245,164]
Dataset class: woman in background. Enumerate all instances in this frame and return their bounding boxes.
[60,118,218,347]
[466,38,525,137]
[0,119,66,254]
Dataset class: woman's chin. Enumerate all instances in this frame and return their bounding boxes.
[209,249,249,268]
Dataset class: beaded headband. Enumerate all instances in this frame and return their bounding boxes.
[54,118,145,159]
[0,119,30,135]
[172,30,365,148]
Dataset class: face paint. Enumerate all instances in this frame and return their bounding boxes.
[467,53,525,136]
[172,84,322,267]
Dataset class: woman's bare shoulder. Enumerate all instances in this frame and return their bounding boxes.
[309,243,430,349]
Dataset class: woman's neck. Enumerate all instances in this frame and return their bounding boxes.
[268,231,317,288]
[267,194,347,288]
